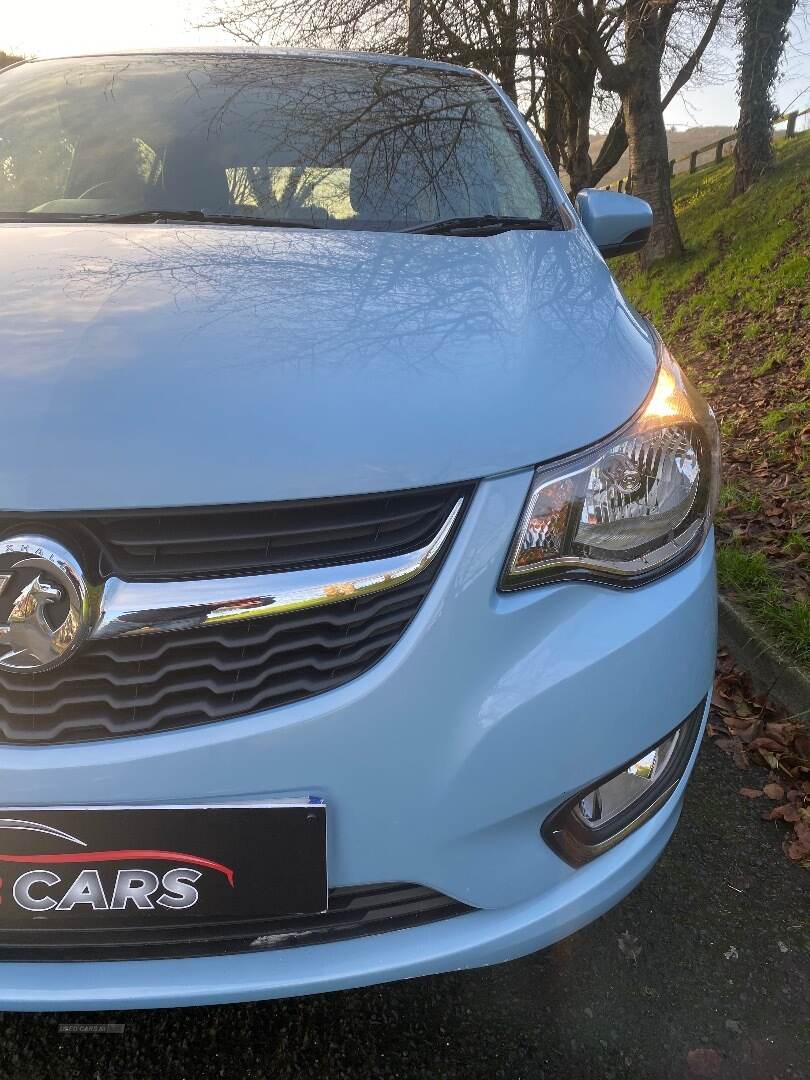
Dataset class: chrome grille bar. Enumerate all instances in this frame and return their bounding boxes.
[92,498,464,639]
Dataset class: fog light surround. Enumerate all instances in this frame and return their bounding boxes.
[542,699,706,866]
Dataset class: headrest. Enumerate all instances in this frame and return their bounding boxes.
[349,150,441,223]
[161,137,231,212]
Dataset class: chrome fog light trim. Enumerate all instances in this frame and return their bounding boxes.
[542,698,706,867]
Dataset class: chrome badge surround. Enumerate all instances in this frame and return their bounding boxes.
[0,536,90,672]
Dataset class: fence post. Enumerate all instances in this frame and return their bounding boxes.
[669,159,676,176]
[786,111,798,138]
[715,138,725,164]
[689,150,698,174]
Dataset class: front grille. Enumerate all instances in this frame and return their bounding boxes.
[0,882,475,962]
[0,485,470,580]
[0,483,472,743]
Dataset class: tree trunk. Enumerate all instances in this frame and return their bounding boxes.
[590,110,629,188]
[497,0,520,103]
[539,0,569,176]
[561,51,595,195]
[543,72,565,175]
[566,143,593,196]
[622,1,683,265]
[565,96,594,195]
[407,0,424,57]
[732,0,797,197]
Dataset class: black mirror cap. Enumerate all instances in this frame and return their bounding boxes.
[599,226,652,259]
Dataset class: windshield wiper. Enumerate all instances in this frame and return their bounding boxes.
[0,209,325,229]
[404,215,556,236]
[86,209,328,229]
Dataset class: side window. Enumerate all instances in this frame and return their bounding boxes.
[0,104,74,210]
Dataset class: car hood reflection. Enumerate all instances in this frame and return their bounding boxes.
[0,222,657,510]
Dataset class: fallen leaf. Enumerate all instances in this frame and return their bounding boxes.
[769,804,801,822]
[785,836,810,860]
[617,931,642,962]
[763,783,785,800]
[749,737,788,753]
[711,653,810,871]
[766,722,799,744]
[731,738,750,770]
[734,718,763,743]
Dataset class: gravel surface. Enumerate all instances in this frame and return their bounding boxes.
[2,734,808,1080]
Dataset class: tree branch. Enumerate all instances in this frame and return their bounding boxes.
[661,0,728,111]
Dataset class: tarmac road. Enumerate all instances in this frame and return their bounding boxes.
[1,727,808,1080]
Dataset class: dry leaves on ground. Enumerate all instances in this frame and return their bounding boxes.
[708,649,810,867]
[681,279,809,606]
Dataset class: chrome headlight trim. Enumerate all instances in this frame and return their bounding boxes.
[499,343,720,590]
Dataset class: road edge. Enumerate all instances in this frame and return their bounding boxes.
[718,594,810,720]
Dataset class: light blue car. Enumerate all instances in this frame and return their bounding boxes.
[0,49,719,1010]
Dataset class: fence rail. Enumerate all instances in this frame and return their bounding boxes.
[601,105,810,192]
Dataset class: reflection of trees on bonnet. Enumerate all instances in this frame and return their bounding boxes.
[66,223,619,379]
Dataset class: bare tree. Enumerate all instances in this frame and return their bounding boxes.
[575,0,726,260]
[731,0,798,196]
[199,0,727,240]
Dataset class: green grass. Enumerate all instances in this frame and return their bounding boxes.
[615,132,810,345]
[785,531,810,555]
[718,483,763,514]
[717,544,810,665]
[761,401,809,439]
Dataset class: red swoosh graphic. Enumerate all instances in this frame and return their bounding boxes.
[0,850,235,886]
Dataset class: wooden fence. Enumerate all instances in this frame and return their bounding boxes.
[602,105,810,192]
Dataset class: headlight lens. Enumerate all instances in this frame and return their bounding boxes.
[500,345,720,589]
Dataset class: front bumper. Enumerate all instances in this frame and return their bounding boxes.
[0,471,716,1009]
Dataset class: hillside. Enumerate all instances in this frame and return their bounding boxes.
[587,125,735,187]
[615,133,810,665]
[0,51,24,70]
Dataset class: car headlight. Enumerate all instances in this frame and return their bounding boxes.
[499,344,720,589]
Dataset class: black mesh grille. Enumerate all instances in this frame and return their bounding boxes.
[0,882,475,962]
[0,485,470,580]
[0,483,472,743]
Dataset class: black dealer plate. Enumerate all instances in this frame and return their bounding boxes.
[0,804,327,927]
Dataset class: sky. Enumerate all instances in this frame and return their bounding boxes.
[4,0,809,131]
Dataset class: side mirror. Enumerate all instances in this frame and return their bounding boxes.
[574,189,653,258]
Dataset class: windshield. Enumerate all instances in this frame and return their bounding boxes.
[0,54,561,231]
